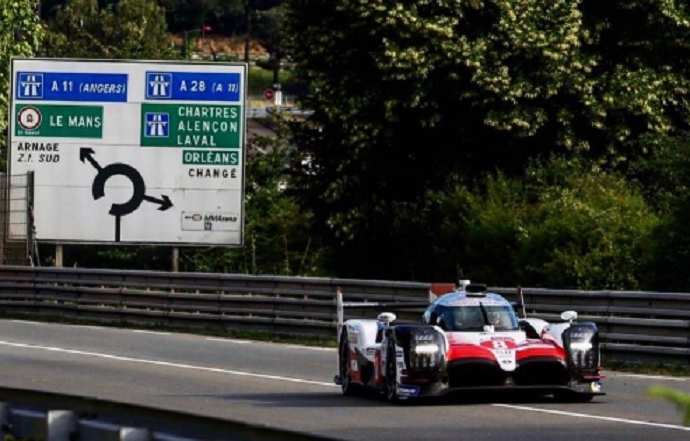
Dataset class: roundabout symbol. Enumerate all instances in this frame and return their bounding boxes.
[80,148,173,241]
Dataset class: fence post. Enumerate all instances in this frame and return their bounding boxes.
[0,172,6,264]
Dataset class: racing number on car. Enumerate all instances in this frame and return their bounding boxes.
[492,340,508,349]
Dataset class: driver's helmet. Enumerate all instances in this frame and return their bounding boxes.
[490,310,512,329]
[453,306,483,330]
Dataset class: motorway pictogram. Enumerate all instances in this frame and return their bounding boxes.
[17,73,44,99]
[80,147,173,241]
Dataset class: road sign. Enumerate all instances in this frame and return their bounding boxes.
[263,88,275,101]
[139,103,241,148]
[9,58,248,246]
[15,104,103,138]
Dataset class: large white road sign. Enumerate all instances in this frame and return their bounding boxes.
[9,58,247,245]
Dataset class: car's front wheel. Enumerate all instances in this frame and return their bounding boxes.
[384,339,400,403]
[339,330,359,396]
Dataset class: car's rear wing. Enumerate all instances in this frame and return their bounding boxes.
[335,287,433,342]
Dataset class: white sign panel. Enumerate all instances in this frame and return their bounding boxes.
[8,58,247,245]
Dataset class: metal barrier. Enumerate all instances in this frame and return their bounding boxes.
[0,266,688,363]
[0,386,338,441]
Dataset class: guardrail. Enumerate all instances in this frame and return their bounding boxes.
[246,107,312,118]
[0,266,688,364]
[0,386,337,441]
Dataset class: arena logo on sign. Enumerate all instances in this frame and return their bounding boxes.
[17,106,42,131]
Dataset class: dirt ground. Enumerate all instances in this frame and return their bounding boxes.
[172,34,267,58]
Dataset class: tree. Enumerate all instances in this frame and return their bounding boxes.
[431,156,659,289]
[0,0,44,170]
[283,0,690,280]
[254,3,287,87]
[44,0,175,59]
[158,0,244,35]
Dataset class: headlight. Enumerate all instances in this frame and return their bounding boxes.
[408,330,444,372]
[563,323,599,372]
[414,344,440,354]
[569,342,593,351]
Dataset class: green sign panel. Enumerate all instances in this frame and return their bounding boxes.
[183,150,239,166]
[15,104,103,138]
[140,103,241,148]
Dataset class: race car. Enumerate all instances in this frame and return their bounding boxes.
[334,280,604,402]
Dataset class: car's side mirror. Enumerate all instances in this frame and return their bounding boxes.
[377,312,397,326]
[560,310,578,323]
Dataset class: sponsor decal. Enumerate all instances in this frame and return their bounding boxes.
[397,385,420,396]
[347,331,359,345]
[488,339,517,371]
[481,337,517,349]
[350,359,358,372]
[443,296,504,307]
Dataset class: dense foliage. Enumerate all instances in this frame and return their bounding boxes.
[432,157,659,289]
[44,0,175,59]
[0,0,43,171]
[284,0,690,286]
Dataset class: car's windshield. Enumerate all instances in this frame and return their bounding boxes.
[439,304,518,332]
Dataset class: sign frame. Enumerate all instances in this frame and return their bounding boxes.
[8,57,248,247]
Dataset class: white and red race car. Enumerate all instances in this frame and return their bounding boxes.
[334,281,604,402]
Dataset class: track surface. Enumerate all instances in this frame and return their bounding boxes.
[0,320,688,441]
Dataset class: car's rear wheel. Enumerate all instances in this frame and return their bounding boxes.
[339,330,359,396]
[384,339,399,403]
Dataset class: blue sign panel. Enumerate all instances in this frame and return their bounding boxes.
[16,72,128,102]
[145,72,241,102]
[144,112,170,138]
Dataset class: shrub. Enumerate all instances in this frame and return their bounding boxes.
[437,156,660,289]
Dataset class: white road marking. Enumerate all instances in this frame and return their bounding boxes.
[204,337,334,352]
[7,320,335,353]
[611,373,690,382]
[0,340,336,387]
[205,338,252,344]
[279,343,334,352]
[493,404,690,431]
[132,330,170,335]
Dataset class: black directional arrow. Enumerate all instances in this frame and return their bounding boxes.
[79,148,175,242]
[79,147,102,172]
[144,194,173,211]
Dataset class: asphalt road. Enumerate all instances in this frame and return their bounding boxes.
[0,319,688,441]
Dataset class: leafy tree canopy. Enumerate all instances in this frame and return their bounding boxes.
[283,0,690,279]
[44,0,175,59]
[0,0,44,170]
